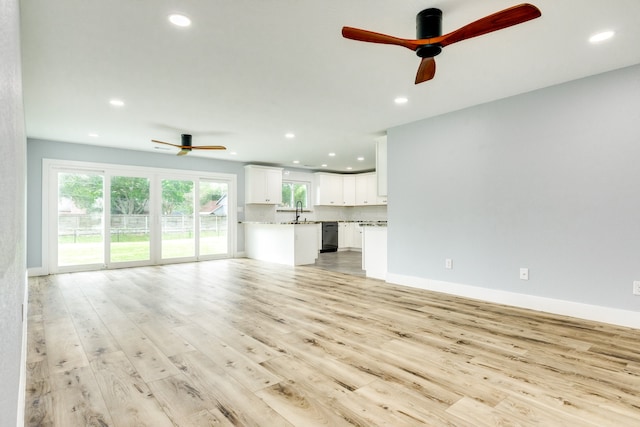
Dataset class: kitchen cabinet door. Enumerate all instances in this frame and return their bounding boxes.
[376,136,387,197]
[315,173,343,206]
[245,165,283,204]
[338,222,348,248]
[355,173,378,205]
[351,223,363,249]
[342,175,356,206]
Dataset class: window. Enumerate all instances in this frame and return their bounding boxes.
[281,181,309,209]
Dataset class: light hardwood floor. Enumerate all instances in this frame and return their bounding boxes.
[25,259,640,426]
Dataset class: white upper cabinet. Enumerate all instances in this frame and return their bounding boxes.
[245,165,283,204]
[355,173,378,206]
[342,175,356,206]
[314,173,343,206]
[315,171,386,206]
[376,136,387,197]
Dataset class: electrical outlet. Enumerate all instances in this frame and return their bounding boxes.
[520,268,529,280]
[633,281,640,296]
[445,259,453,270]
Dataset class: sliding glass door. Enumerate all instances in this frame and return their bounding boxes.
[109,175,151,265]
[48,160,236,274]
[161,178,195,260]
[199,180,229,257]
[57,171,105,269]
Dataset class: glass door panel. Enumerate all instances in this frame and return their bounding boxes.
[109,175,151,263]
[161,178,195,259]
[57,172,104,267]
[199,180,229,256]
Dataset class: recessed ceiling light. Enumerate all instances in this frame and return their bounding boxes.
[88,133,99,138]
[589,30,614,43]
[293,160,300,164]
[328,152,336,157]
[109,99,124,107]
[394,96,408,105]
[357,156,364,161]
[321,164,328,168]
[346,167,353,171]
[229,151,237,155]
[169,14,191,27]
[285,132,295,139]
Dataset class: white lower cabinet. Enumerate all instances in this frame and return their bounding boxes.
[352,224,362,249]
[338,222,362,250]
[338,222,348,248]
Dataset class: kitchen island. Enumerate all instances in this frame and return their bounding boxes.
[244,222,319,266]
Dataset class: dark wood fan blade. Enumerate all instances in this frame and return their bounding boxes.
[439,3,541,47]
[415,57,436,84]
[153,139,226,151]
[342,27,421,51]
[152,139,182,148]
[191,146,227,150]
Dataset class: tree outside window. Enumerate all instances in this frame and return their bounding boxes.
[281,181,308,208]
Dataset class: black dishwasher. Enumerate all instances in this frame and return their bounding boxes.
[321,222,338,253]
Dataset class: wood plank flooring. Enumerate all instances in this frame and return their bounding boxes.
[25,258,640,426]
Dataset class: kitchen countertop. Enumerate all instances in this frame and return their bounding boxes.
[240,220,387,225]
[239,221,322,224]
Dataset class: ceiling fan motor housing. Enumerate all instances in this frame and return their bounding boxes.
[181,134,193,149]
[416,8,442,58]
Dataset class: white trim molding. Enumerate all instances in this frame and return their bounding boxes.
[386,273,640,329]
[27,267,47,277]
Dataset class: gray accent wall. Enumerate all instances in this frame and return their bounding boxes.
[27,139,246,268]
[388,64,640,311]
[1,0,27,424]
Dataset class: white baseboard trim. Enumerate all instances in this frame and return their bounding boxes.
[17,271,29,427]
[386,273,640,329]
[27,267,47,277]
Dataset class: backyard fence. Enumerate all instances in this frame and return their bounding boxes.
[58,213,228,242]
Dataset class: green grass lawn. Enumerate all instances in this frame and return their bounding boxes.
[58,233,228,265]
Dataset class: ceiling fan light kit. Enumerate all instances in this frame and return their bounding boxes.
[178,134,193,156]
[416,8,443,58]
[342,3,541,84]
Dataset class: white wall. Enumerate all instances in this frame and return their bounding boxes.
[387,64,640,320]
[0,0,28,424]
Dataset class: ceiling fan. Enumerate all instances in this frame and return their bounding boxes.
[342,3,541,84]
[152,134,226,156]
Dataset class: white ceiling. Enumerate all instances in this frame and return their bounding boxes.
[20,0,640,172]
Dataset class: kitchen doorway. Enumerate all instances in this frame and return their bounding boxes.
[312,250,364,277]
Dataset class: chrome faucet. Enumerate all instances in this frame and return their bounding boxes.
[295,200,302,223]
